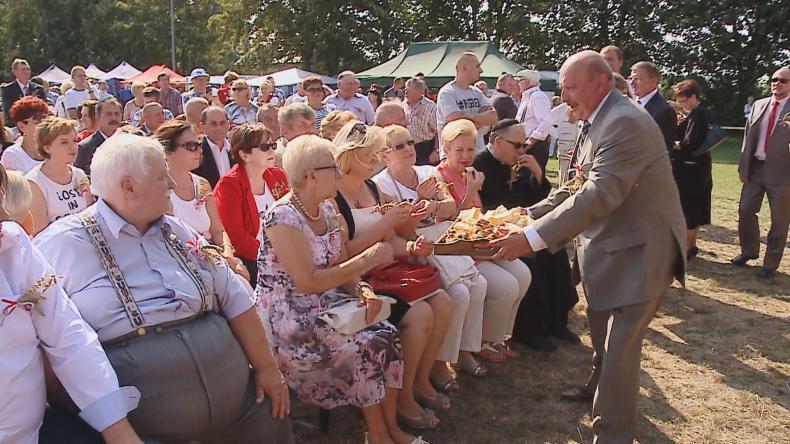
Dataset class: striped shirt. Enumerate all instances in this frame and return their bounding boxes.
[403,97,437,143]
[312,105,335,130]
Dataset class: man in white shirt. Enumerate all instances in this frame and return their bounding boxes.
[195,106,234,187]
[515,69,553,169]
[62,66,97,120]
[436,52,498,156]
[283,80,307,106]
[325,71,375,124]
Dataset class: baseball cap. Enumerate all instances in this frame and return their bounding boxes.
[514,69,541,84]
[189,68,209,80]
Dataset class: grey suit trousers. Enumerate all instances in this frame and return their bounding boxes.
[738,161,790,270]
[106,313,294,444]
[582,232,676,444]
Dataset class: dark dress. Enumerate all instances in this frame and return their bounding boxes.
[473,149,579,341]
[671,104,713,229]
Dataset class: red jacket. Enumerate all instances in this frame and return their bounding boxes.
[213,164,289,260]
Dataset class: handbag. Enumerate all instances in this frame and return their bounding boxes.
[317,290,396,335]
[692,124,727,157]
[417,222,478,287]
[365,259,442,304]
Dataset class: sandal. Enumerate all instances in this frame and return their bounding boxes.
[397,408,439,430]
[408,437,429,444]
[494,342,519,359]
[429,374,460,393]
[415,391,451,412]
[458,356,488,377]
[476,343,509,363]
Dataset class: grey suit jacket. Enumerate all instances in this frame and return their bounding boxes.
[75,132,107,176]
[738,96,790,185]
[528,92,686,311]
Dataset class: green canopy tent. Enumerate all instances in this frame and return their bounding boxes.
[357,41,557,91]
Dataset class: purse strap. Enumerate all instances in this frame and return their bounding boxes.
[78,212,146,329]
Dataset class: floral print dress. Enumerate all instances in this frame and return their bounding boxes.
[255,199,403,409]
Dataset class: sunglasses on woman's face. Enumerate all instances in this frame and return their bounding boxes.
[306,87,324,93]
[390,139,416,151]
[177,141,201,152]
[256,142,277,152]
[232,87,248,91]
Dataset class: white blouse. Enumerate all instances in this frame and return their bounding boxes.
[1,142,43,174]
[169,173,212,240]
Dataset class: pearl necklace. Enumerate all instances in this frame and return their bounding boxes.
[291,192,321,221]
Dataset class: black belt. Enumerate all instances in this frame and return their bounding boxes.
[102,313,205,348]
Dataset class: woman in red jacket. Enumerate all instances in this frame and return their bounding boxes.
[214,122,288,285]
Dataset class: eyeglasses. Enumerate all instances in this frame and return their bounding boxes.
[500,137,527,150]
[256,142,278,152]
[177,140,201,151]
[306,87,324,93]
[232,87,248,91]
[389,139,415,151]
[314,164,340,174]
[770,77,789,84]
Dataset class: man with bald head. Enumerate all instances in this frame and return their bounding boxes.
[373,101,407,127]
[733,66,790,277]
[140,102,166,135]
[436,52,499,156]
[491,50,685,443]
[325,71,375,124]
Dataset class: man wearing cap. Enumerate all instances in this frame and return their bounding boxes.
[183,68,216,108]
[325,71,375,124]
[491,73,518,120]
[515,69,553,171]
[436,52,498,156]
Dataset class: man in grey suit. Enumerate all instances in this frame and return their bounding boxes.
[732,67,790,278]
[491,51,686,443]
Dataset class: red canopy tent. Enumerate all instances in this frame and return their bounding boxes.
[126,65,186,84]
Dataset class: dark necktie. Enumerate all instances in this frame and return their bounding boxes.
[567,121,591,180]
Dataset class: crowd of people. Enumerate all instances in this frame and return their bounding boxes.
[0,45,787,444]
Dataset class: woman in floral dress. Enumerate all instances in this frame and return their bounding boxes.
[255,135,424,444]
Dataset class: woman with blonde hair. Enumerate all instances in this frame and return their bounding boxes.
[333,121,452,429]
[225,79,258,125]
[320,110,356,141]
[26,117,93,235]
[3,170,35,234]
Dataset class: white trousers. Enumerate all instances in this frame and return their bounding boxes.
[476,260,531,343]
[436,273,487,363]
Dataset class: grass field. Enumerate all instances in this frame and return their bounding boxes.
[293,137,790,443]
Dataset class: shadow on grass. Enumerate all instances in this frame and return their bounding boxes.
[647,288,790,412]
[687,254,790,301]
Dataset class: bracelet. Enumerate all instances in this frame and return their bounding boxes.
[354,281,374,298]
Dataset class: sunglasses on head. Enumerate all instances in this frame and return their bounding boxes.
[390,139,415,151]
[770,77,789,84]
[351,122,367,137]
[176,141,200,151]
[256,142,277,152]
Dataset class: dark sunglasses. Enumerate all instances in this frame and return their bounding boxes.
[500,137,527,150]
[390,139,415,151]
[351,122,367,136]
[306,87,324,93]
[770,77,789,84]
[256,142,277,152]
[177,141,201,151]
[232,86,248,91]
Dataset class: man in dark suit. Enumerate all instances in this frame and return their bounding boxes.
[75,98,123,175]
[732,67,790,278]
[194,106,234,188]
[631,61,677,151]
[491,51,685,443]
[1,58,33,125]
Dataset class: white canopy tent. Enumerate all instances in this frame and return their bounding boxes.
[208,74,257,86]
[247,68,337,88]
[85,63,107,79]
[100,61,142,81]
[37,64,71,84]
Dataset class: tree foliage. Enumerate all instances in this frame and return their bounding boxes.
[0,0,787,124]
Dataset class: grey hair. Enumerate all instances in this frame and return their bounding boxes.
[282,135,335,189]
[373,101,405,126]
[277,103,316,126]
[405,77,426,92]
[90,133,165,198]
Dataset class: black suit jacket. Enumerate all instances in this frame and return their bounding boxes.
[1,81,24,124]
[193,136,235,188]
[75,132,107,176]
[643,92,678,151]
[473,148,551,211]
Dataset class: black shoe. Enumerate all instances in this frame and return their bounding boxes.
[731,254,758,266]
[522,336,557,352]
[560,386,594,402]
[756,267,775,279]
[687,246,699,260]
[550,327,581,345]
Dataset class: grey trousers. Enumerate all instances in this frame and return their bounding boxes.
[738,161,790,270]
[105,313,294,444]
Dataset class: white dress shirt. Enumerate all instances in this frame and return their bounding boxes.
[637,89,658,107]
[523,91,613,251]
[33,200,255,343]
[0,222,139,444]
[17,80,30,96]
[208,137,232,176]
[754,95,788,160]
[516,86,553,140]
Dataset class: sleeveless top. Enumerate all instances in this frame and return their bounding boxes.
[169,173,212,240]
[25,164,90,224]
[253,183,275,241]
[335,180,380,240]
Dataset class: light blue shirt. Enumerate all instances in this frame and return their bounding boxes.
[33,200,254,343]
[1,222,138,443]
[131,107,175,127]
